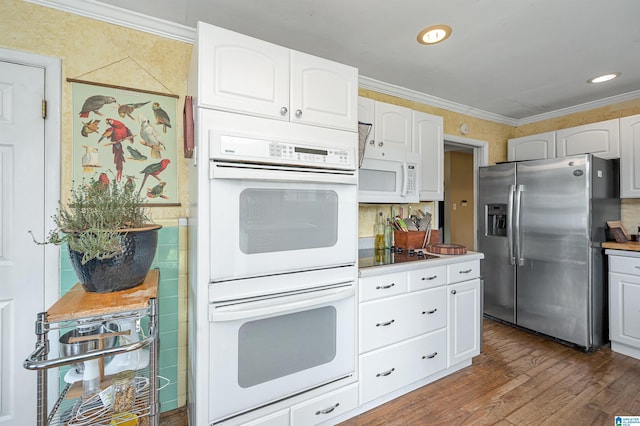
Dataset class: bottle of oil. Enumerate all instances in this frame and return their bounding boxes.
[385,217,394,249]
[374,212,385,250]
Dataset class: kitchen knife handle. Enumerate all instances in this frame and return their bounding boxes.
[507,184,515,265]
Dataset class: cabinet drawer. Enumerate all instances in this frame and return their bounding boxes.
[290,383,358,426]
[360,272,408,302]
[359,330,447,404]
[447,260,480,283]
[408,265,447,291]
[243,409,290,426]
[609,255,640,276]
[360,287,446,353]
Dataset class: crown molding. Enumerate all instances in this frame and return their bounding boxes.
[26,0,640,127]
[516,89,640,125]
[359,76,518,126]
[24,0,196,43]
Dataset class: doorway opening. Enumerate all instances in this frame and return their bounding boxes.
[439,135,489,251]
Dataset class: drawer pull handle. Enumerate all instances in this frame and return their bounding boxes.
[422,275,438,281]
[376,368,395,377]
[376,283,396,290]
[316,403,340,415]
[376,319,395,327]
[422,308,437,315]
[635,266,640,269]
[459,269,472,274]
[422,352,438,359]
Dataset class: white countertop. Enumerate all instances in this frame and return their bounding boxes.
[358,251,484,277]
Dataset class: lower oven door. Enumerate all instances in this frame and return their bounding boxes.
[208,284,356,422]
[209,162,357,283]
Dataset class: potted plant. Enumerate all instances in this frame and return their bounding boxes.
[37,173,161,293]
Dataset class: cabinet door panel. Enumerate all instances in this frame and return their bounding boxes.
[610,272,640,347]
[507,132,556,161]
[290,383,358,425]
[374,102,412,153]
[290,50,358,131]
[360,288,446,353]
[360,271,407,302]
[448,279,481,366]
[198,23,289,119]
[413,110,443,201]
[408,265,447,291]
[620,114,640,198]
[556,119,619,159]
[359,330,447,404]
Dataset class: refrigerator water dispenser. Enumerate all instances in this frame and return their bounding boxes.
[486,203,507,237]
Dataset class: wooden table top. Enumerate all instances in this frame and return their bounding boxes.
[47,268,159,322]
[601,241,640,252]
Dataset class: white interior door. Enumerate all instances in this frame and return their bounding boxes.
[0,60,46,425]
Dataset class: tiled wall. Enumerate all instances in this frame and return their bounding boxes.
[59,218,187,412]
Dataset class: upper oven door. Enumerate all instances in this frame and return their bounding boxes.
[210,162,357,282]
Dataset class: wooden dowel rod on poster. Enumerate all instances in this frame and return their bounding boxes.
[66,78,179,99]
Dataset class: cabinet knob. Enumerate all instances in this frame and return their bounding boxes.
[369,140,375,145]
[280,107,288,115]
[295,109,303,117]
[378,141,384,147]
[451,290,457,295]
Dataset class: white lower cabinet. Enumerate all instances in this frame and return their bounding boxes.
[358,257,482,407]
[608,252,640,359]
[242,409,290,426]
[290,383,359,425]
[359,330,447,404]
[447,278,481,366]
[359,287,447,352]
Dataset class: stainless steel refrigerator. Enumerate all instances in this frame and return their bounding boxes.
[477,154,619,350]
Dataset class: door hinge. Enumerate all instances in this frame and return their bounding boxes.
[42,100,47,119]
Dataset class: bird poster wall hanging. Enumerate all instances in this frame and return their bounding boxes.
[70,80,179,206]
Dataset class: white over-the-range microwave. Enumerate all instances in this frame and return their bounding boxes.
[358,150,420,203]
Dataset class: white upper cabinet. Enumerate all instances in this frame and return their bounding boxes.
[413,110,444,201]
[197,23,289,119]
[374,102,412,154]
[196,22,357,132]
[507,132,556,162]
[359,97,413,159]
[556,118,620,159]
[289,50,358,131]
[620,114,640,198]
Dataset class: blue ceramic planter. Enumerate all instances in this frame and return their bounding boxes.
[68,224,161,293]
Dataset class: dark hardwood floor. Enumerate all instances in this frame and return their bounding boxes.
[162,319,640,425]
[340,318,640,425]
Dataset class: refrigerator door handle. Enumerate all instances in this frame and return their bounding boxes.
[514,184,525,266]
[507,184,516,265]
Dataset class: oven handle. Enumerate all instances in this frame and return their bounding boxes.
[210,285,355,322]
[210,161,357,185]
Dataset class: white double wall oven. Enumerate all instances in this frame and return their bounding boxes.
[199,109,359,422]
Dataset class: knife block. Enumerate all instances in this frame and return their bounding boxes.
[394,230,440,250]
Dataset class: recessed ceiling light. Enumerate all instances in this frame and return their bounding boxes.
[587,73,620,84]
[417,25,452,45]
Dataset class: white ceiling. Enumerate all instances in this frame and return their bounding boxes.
[36,0,640,124]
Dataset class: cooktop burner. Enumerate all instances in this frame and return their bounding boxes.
[359,247,439,268]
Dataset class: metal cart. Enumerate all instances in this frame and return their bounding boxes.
[24,269,160,426]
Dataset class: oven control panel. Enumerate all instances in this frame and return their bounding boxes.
[219,135,354,168]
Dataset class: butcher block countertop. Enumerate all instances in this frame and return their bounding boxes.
[602,241,640,252]
[47,268,159,322]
